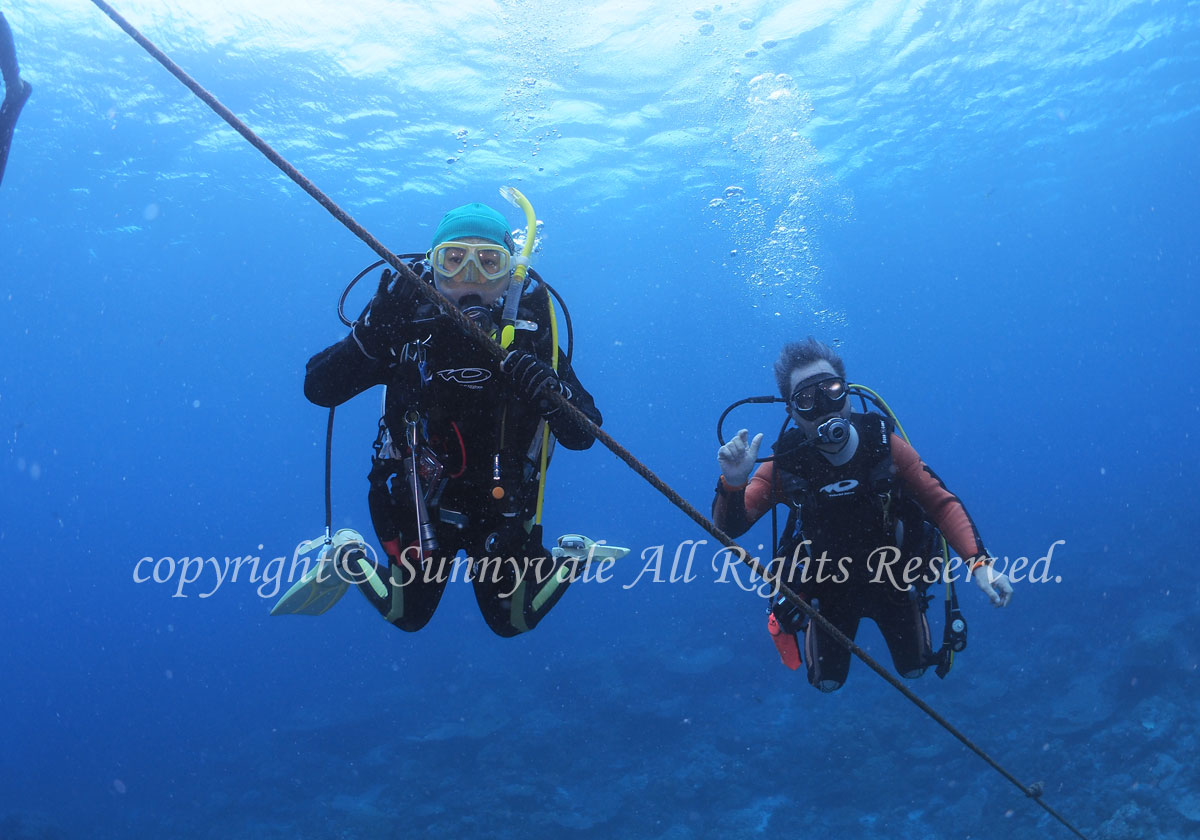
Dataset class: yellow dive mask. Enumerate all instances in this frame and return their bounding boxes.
[430,240,512,285]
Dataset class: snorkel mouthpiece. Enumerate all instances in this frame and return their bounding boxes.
[816,417,851,447]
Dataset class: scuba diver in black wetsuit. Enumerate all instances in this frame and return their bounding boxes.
[279,197,623,637]
[0,12,32,187]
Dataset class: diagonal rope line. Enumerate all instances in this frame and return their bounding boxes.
[88,2,1089,836]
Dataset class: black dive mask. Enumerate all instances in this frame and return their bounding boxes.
[789,374,847,418]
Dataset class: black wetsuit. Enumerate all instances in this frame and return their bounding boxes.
[305,262,601,636]
[0,12,32,188]
[777,415,934,690]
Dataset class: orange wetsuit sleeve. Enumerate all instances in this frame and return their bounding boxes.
[712,462,777,539]
[890,436,987,559]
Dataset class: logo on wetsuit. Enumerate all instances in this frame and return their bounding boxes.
[818,479,859,497]
[437,367,492,389]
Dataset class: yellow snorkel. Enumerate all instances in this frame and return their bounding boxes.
[497,186,559,525]
[498,185,538,350]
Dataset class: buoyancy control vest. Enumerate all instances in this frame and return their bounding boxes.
[366,271,560,547]
[772,412,938,588]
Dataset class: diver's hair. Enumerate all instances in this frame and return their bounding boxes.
[774,337,846,397]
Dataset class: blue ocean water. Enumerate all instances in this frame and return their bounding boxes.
[2,0,1198,837]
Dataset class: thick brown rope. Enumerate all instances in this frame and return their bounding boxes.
[89,3,1090,836]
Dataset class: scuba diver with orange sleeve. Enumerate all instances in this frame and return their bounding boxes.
[714,337,1012,692]
[273,195,626,636]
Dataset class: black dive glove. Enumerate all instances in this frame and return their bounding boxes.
[352,268,420,359]
[501,349,573,415]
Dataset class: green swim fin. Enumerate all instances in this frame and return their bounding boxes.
[269,528,364,616]
[551,533,630,563]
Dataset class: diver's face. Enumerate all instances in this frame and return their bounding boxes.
[787,361,849,434]
[432,236,510,307]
